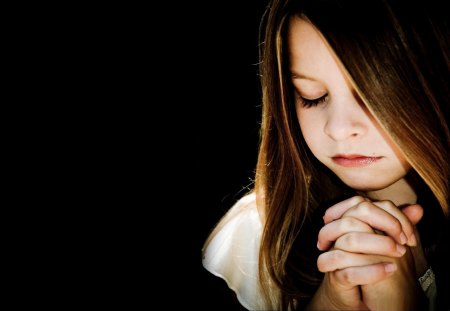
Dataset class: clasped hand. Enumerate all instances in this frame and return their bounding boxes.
[308,196,425,310]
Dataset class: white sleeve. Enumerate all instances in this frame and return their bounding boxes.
[202,193,271,310]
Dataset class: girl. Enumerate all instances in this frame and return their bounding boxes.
[202,0,449,310]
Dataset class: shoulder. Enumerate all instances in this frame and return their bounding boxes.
[207,191,261,237]
[202,192,268,310]
[202,192,261,256]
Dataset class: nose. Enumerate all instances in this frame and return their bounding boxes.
[324,99,367,141]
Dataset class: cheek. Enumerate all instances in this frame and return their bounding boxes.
[297,109,322,155]
[373,123,412,171]
[390,144,412,172]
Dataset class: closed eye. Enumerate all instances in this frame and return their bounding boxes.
[300,94,328,108]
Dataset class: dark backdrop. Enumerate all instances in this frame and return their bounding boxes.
[135,2,272,308]
[186,2,270,309]
[39,1,270,309]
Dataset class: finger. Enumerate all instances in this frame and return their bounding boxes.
[342,201,406,245]
[401,204,423,247]
[332,263,397,286]
[334,232,407,257]
[372,201,420,246]
[323,196,367,224]
[317,216,373,251]
[402,204,424,227]
[317,249,395,272]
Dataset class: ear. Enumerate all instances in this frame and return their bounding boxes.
[401,204,424,225]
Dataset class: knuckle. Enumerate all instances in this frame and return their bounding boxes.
[330,250,343,266]
[318,250,344,272]
[343,232,358,249]
[355,201,372,216]
[377,200,395,210]
[351,196,366,205]
[340,268,355,284]
[339,217,353,230]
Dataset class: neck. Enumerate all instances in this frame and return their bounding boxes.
[365,177,417,207]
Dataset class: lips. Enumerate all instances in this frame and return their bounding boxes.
[331,154,383,167]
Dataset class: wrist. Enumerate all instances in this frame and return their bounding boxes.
[306,275,367,310]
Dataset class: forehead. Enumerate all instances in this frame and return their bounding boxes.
[287,17,333,74]
[289,18,358,83]
[288,18,343,81]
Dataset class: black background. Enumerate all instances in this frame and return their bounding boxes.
[183,1,270,309]
[38,1,272,308]
[108,1,273,309]
[25,2,268,309]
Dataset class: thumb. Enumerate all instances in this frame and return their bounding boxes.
[401,204,423,225]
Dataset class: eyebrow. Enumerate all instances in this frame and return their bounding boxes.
[290,70,317,81]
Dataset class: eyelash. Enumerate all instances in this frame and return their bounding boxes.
[299,94,328,108]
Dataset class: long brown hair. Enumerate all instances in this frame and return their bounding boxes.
[256,0,449,309]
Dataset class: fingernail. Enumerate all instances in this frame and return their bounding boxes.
[384,263,397,273]
[317,241,321,250]
[399,232,407,245]
[396,244,406,255]
[408,234,417,246]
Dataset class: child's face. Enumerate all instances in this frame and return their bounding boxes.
[288,17,410,191]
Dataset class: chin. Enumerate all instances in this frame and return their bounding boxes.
[338,176,397,192]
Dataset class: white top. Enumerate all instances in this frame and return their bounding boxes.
[202,192,275,310]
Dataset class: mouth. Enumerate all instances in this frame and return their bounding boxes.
[331,154,383,167]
